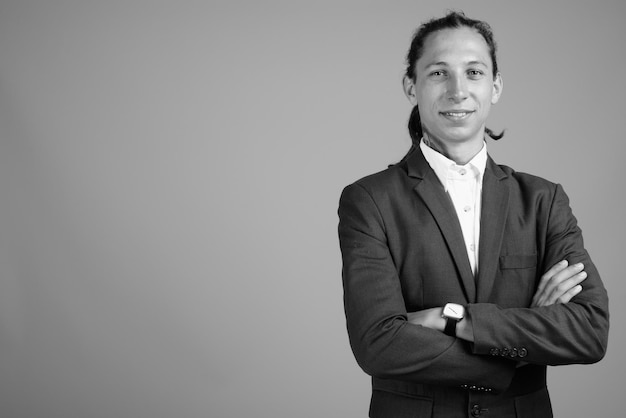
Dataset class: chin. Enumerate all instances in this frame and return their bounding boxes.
[435,129,480,144]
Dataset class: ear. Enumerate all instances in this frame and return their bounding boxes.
[491,73,503,104]
[403,75,418,105]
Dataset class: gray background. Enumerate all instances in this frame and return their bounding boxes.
[0,0,624,417]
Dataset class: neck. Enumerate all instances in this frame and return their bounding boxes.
[422,131,484,165]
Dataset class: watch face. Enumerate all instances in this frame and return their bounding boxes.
[443,303,465,320]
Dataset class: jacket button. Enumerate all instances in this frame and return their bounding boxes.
[501,347,510,356]
[471,404,482,417]
[510,348,518,358]
[490,348,500,356]
[519,348,528,358]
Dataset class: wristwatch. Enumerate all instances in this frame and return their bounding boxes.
[442,303,465,337]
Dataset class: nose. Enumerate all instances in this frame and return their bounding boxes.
[447,74,468,102]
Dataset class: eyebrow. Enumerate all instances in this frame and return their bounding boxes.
[467,60,488,67]
[424,60,489,68]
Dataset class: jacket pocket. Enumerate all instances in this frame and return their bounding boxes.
[500,254,537,269]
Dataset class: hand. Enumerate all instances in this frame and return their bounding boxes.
[531,260,586,307]
[407,308,445,331]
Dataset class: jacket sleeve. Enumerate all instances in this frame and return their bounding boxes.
[339,182,516,392]
[469,184,609,365]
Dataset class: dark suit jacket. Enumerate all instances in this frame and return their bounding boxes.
[338,148,609,418]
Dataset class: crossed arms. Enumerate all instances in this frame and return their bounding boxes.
[408,259,589,342]
[339,180,609,393]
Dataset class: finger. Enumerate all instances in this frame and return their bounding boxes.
[541,263,584,299]
[533,266,586,307]
[556,284,583,304]
[545,271,587,305]
[541,272,584,306]
[536,260,569,295]
[531,260,568,306]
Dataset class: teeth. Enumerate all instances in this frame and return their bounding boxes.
[445,112,468,116]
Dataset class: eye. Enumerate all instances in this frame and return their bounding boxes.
[429,70,446,78]
[467,69,484,79]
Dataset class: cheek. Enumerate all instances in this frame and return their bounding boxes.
[415,86,442,107]
[472,90,494,110]
[415,99,440,120]
[481,86,498,105]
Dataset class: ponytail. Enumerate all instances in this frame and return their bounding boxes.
[408,105,422,146]
[394,105,421,165]
[485,127,504,140]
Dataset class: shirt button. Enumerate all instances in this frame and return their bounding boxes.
[463,205,471,212]
[469,244,475,252]
[459,168,467,175]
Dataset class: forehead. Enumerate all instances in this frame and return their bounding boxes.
[418,27,492,69]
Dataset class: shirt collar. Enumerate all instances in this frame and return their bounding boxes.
[419,138,488,190]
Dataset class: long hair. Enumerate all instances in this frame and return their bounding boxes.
[398,11,504,163]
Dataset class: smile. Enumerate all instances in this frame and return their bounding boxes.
[440,111,474,120]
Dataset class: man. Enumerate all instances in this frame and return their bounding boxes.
[338,12,609,418]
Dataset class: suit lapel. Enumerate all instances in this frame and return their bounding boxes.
[407,150,477,303]
[476,157,510,302]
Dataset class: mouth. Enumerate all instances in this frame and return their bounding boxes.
[440,110,474,121]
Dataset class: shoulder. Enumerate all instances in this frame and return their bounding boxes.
[341,162,412,201]
[496,163,559,195]
[354,164,408,188]
[493,162,572,215]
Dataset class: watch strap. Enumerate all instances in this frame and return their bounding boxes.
[444,317,457,336]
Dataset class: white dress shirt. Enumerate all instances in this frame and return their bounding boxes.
[419,139,487,275]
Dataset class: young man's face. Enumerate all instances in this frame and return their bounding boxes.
[406,27,502,149]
